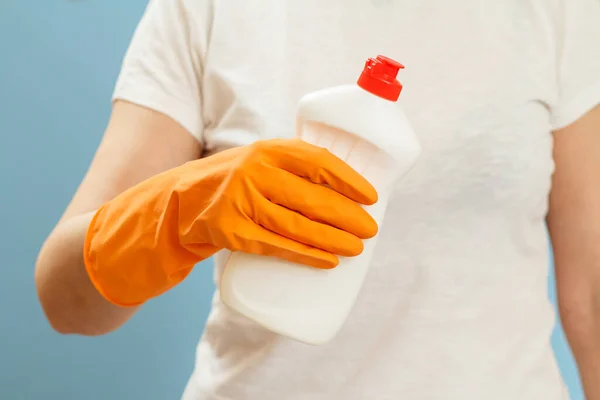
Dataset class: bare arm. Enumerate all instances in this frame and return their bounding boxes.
[35,100,202,336]
[548,105,600,399]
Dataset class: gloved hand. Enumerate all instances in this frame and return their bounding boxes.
[84,138,379,306]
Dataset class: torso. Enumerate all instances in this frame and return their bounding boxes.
[182,1,568,398]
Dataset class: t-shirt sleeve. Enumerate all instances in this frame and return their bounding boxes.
[550,0,600,130]
[112,0,206,142]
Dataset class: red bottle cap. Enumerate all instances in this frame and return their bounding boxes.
[357,55,404,102]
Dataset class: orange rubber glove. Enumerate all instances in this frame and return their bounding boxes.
[84,138,379,306]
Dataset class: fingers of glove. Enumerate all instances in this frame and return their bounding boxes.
[263,139,378,206]
[250,194,365,257]
[258,166,378,239]
[234,222,339,269]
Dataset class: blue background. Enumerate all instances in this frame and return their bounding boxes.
[0,1,583,399]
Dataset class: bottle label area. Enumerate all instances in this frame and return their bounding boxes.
[299,121,397,203]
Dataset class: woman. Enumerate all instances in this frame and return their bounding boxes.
[35,0,600,398]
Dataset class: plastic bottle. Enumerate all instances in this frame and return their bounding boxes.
[220,55,421,345]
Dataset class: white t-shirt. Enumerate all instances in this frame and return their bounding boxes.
[113,1,600,399]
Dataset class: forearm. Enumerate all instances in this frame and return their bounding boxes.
[572,344,600,400]
[552,217,600,399]
[552,227,600,399]
[561,304,600,400]
[35,211,139,336]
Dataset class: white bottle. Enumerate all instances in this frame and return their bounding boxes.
[220,55,421,345]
